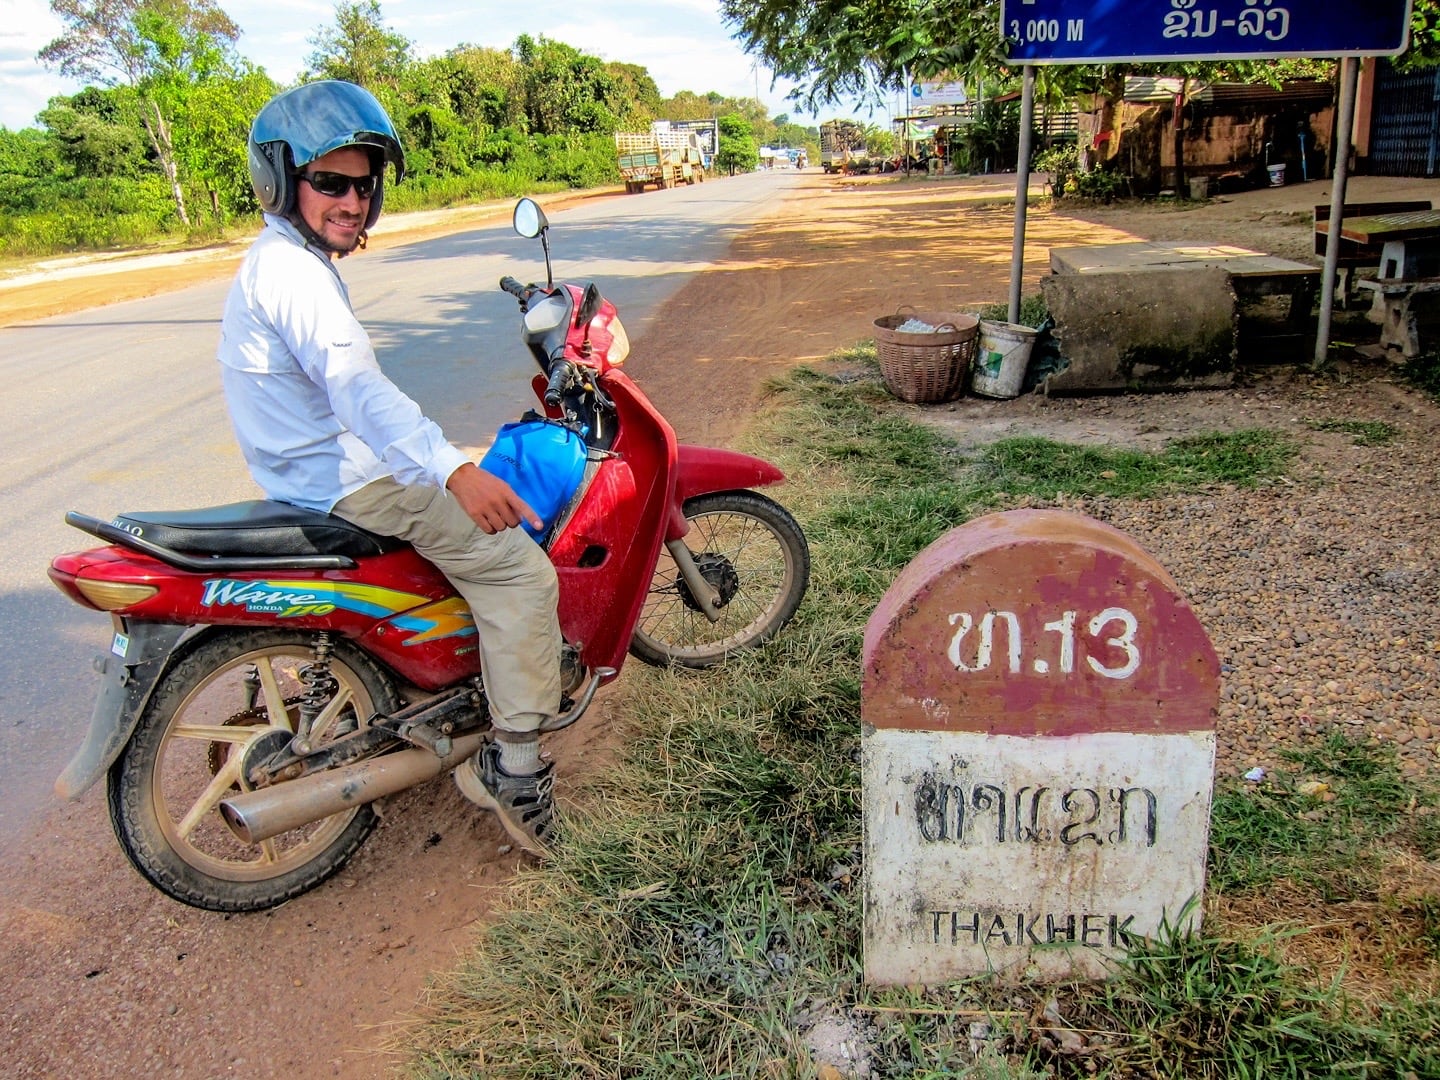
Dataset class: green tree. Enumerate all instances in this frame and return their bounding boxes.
[514,35,622,134]
[415,46,525,131]
[1401,0,1440,67]
[866,125,896,159]
[0,126,62,180]
[306,0,413,89]
[37,85,147,178]
[714,112,758,174]
[171,63,275,218]
[605,61,664,126]
[39,0,243,225]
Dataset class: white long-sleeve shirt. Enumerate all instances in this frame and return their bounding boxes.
[217,215,469,512]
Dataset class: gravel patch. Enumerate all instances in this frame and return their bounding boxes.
[917,363,1440,782]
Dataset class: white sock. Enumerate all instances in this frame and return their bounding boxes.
[497,736,540,775]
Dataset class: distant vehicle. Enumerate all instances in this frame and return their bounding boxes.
[819,120,868,174]
[615,125,707,193]
[666,118,720,171]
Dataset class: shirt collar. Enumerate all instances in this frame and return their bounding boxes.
[262,213,342,273]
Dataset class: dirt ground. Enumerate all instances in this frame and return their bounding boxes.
[3,170,1437,1079]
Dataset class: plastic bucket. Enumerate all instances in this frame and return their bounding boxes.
[1188,175,1210,200]
[1267,163,1286,187]
[972,321,1037,399]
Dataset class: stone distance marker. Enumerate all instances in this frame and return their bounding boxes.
[862,509,1219,983]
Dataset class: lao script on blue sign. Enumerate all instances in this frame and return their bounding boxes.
[1000,0,1413,63]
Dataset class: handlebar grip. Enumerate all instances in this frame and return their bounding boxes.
[544,361,571,408]
[499,275,527,298]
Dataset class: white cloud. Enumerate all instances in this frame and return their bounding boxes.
[0,0,84,130]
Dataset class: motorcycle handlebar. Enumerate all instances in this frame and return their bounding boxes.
[498,275,528,300]
[544,361,573,408]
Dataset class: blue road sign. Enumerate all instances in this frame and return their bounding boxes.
[1000,0,1414,63]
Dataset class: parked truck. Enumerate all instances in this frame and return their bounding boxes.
[615,124,707,192]
[666,118,719,172]
[819,119,868,174]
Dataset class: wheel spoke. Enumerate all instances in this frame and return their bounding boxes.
[169,722,266,744]
[255,656,294,731]
[175,753,243,839]
[305,685,356,742]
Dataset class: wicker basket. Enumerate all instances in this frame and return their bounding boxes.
[873,309,980,403]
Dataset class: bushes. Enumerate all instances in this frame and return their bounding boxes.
[0,175,181,256]
[1033,142,1128,202]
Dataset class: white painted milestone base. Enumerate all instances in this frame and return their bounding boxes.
[863,728,1216,983]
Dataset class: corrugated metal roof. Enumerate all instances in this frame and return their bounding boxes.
[1122,77,1332,108]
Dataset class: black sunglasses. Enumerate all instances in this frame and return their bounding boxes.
[298,171,379,199]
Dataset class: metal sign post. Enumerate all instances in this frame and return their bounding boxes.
[1010,66,1038,324]
[1315,57,1361,365]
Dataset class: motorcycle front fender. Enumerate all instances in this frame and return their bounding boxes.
[55,620,187,801]
[669,445,786,539]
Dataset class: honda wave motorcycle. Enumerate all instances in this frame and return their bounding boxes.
[48,197,810,912]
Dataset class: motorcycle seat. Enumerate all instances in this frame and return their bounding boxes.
[114,501,406,560]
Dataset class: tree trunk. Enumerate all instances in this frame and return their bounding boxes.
[142,97,191,228]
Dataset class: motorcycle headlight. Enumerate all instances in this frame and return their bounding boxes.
[605,315,630,367]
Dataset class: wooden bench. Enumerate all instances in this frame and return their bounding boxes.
[1313,200,1433,306]
[1355,277,1440,358]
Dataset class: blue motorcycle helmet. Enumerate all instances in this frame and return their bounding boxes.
[247,80,406,232]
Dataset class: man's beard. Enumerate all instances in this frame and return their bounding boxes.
[290,211,368,257]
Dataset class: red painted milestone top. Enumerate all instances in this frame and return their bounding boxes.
[862,509,1219,737]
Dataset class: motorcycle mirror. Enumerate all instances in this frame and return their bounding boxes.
[577,282,602,326]
[512,198,548,239]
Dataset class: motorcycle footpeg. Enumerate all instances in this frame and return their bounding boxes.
[394,721,453,759]
[539,667,615,733]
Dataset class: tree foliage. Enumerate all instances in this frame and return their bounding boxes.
[722,0,1440,113]
[306,0,413,88]
[12,0,814,255]
[715,112,759,175]
[40,0,249,225]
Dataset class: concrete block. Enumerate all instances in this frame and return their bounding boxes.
[1039,268,1238,393]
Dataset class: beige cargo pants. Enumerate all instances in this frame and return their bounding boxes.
[332,476,562,734]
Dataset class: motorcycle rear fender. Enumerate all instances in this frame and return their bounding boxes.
[667,445,785,540]
[55,620,188,801]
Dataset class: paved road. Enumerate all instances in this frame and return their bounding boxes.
[0,170,802,854]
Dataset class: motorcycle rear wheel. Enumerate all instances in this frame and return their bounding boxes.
[630,490,809,668]
[108,629,400,912]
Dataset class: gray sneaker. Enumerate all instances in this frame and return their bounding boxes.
[454,740,556,856]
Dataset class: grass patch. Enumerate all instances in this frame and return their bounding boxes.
[401,363,1437,1078]
[1302,417,1400,446]
[1399,350,1440,402]
[970,292,1050,329]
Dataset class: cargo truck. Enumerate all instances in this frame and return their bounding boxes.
[615,126,707,192]
[819,119,868,174]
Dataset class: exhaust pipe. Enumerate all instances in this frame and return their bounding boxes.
[219,731,487,844]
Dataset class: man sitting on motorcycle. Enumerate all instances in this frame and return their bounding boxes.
[217,80,560,855]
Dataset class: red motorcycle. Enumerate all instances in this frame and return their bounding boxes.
[47,198,810,912]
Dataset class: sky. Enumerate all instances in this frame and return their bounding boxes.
[1,0,889,133]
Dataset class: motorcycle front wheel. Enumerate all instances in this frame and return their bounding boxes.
[630,490,809,668]
[108,629,400,912]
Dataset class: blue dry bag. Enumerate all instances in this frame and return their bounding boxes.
[479,419,588,540]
